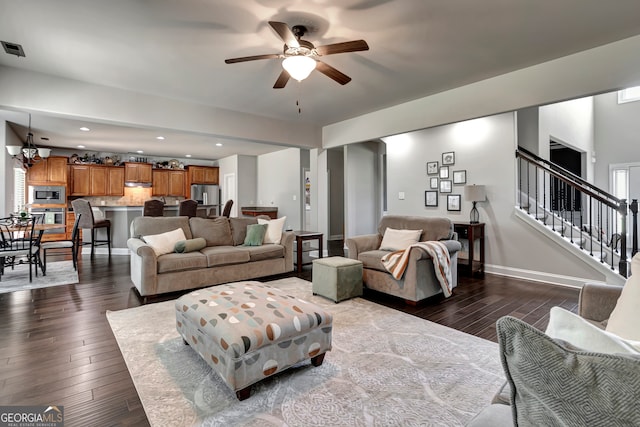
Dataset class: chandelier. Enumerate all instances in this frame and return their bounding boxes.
[5,113,51,167]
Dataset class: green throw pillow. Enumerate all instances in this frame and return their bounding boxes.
[243,223,267,246]
[174,237,207,253]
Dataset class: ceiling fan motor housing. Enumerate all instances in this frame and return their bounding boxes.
[285,39,314,57]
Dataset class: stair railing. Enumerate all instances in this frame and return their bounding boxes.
[516,147,636,277]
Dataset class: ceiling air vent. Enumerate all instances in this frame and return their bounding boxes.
[2,41,25,57]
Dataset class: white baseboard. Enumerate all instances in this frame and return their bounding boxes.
[80,247,129,256]
[328,234,343,241]
[484,264,600,288]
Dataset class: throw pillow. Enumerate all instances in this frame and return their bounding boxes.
[545,306,640,354]
[379,227,422,251]
[243,223,268,246]
[143,228,187,256]
[174,237,207,253]
[497,316,640,426]
[606,254,640,341]
[258,216,287,244]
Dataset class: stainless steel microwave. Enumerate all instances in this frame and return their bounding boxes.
[28,185,66,204]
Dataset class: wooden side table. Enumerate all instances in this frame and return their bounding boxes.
[453,222,485,276]
[292,231,323,273]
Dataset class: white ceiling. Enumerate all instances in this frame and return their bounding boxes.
[2,0,640,160]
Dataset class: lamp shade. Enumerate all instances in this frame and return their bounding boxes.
[282,56,316,81]
[6,146,22,156]
[37,147,51,158]
[464,185,486,202]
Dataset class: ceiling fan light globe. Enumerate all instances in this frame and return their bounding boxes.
[282,56,316,81]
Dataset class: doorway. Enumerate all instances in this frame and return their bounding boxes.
[549,141,583,214]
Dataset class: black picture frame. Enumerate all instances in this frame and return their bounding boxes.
[442,151,455,165]
[427,161,439,175]
[439,166,449,179]
[453,170,467,184]
[425,190,438,207]
[447,194,461,211]
[430,177,438,189]
[440,179,452,193]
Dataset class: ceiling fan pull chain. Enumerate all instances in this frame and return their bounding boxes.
[296,83,302,114]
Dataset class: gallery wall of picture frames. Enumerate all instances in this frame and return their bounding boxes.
[424,151,470,209]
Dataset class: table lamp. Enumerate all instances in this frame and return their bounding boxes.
[464,185,486,224]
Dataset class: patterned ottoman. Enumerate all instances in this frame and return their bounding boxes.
[175,281,333,400]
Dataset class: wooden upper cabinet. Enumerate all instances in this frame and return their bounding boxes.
[90,166,108,196]
[125,162,152,183]
[107,167,125,196]
[27,156,68,184]
[188,166,219,185]
[152,169,186,197]
[69,165,91,196]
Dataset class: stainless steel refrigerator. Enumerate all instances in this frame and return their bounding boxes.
[190,184,220,214]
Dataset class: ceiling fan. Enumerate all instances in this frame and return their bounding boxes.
[224,21,369,88]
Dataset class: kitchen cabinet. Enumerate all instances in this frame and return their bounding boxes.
[188,166,218,185]
[153,170,186,197]
[69,165,124,196]
[27,156,68,185]
[125,162,152,183]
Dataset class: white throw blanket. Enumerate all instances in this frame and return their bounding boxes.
[381,241,453,297]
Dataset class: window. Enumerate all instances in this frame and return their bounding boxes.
[13,166,26,213]
[611,167,629,234]
[617,86,640,104]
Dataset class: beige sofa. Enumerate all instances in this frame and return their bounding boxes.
[127,216,294,297]
[345,215,461,303]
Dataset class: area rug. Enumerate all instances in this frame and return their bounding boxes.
[0,261,78,294]
[107,278,505,426]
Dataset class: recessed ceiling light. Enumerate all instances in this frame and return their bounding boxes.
[185,154,192,158]
[136,150,144,154]
[79,127,90,132]
[215,143,223,147]
[156,136,165,140]
[77,145,85,149]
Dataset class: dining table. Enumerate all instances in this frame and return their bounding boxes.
[2,222,66,278]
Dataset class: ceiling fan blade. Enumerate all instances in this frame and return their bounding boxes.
[273,70,290,89]
[269,21,299,48]
[225,53,281,64]
[315,61,352,85]
[315,40,369,56]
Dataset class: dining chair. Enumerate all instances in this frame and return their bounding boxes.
[0,217,40,282]
[71,199,111,257]
[40,214,82,274]
[221,199,233,218]
[178,199,198,218]
[143,199,165,217]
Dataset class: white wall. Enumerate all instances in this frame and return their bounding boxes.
[237,155,257,213]
[383,113,605,282]
[257,148,301,230]
[1,122,23,215]
[594,92,640,190]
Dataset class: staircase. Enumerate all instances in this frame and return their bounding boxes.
[516,148,638,283]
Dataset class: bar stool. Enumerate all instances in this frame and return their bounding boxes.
[143,199,165,217]
[178,199,198,218]
[221,199,233,218]
[71,199,111,257]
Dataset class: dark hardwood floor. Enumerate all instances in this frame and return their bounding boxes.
[0,245,579,426]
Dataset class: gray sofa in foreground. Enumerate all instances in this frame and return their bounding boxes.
[345,215,461,303]
[127,216,294,297]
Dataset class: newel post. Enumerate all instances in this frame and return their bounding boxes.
[619,199,628,277]
[631,199,638,257]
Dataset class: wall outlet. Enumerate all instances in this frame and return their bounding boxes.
[398,192,405,200]
[293,194,297,201]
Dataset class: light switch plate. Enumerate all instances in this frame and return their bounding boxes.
[398,192,405,200]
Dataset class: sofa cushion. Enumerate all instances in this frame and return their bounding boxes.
[143,228,187,256]
[358,249,391,272]
[189,217,234,246]
[244,244,285,262]
[379,227,422,251]
[200,246,250,267]
[157,251,207,273]
[229,217,258,246]
[497,316,640,427]
[258,216,286,244]
[131,216,192,240]
[377,215,453,241]
[606,253,640,341]
[243,223,267,246]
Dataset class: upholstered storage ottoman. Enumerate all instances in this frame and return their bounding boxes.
[312,256,363,303]
[175,281,333,400]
